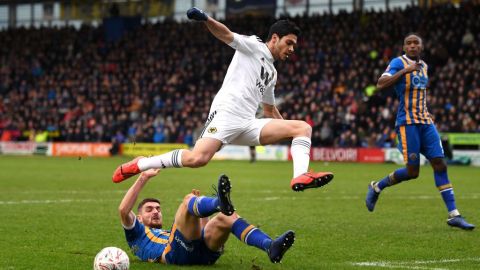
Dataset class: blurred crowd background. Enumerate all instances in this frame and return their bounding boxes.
[1,4,479,148]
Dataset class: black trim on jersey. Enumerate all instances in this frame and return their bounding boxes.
[199,110,217,138]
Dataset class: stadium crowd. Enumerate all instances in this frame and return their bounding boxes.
[0,4,479,148]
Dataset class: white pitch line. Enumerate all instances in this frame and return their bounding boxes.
[351,258,480,270]
[351,262,447,270]
[0,199,117,205]
[411,258,480,264]
[0,190,125,195]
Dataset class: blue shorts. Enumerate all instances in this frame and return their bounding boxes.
[396,124,444,165]
[163,226,222,265]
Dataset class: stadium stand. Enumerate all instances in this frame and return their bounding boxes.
[0,4,478,147]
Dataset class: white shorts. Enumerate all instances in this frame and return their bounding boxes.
[199,110,272,146]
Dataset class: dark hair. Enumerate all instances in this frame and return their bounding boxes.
[137,198,160,212]
[266,20,301,42]
[403,32,423,44]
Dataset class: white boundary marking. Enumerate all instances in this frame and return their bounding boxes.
[350,258,480,269]
[0,199,117,205]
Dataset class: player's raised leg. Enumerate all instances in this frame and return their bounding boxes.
[259,119,333,191]
[112,138,222,183]
[367,126,420,211]
[366,167,415,211]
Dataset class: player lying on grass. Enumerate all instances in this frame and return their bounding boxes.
[112,6,333,192]
[118,169,295,265]
[366,33,474,230]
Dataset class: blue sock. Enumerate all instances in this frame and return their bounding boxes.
[187,196,219,217]
[232,218,272,252]
[377,168,411,190]
[434,171,457,212]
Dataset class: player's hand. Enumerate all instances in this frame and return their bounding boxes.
[404,62,422,74]
[141,169,160,179]
[187,7,208,21]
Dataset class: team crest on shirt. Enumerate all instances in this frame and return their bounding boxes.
[409,153,418,161]
[208,127,217,134]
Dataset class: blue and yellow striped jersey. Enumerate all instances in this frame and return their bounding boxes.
[382,55,433,126]
[124,217,170,262]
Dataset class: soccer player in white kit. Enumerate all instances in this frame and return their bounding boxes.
[113,7,333,191]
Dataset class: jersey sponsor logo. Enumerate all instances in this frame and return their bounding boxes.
[260,66,273,86]
[255,79,266,96]
[411,75,427,88]
[255,65,274,96]
[208,127,217,134]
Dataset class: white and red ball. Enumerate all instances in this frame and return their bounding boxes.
[93,247,130,270]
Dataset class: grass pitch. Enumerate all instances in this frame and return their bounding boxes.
[0,155,479,270]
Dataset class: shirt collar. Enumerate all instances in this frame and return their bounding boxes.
[402,54,420,63]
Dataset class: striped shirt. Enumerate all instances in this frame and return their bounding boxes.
[382,55,433,126]
[123,217,170,262]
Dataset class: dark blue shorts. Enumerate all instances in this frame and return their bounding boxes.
[396,124,444,165]
[163,225,222,265]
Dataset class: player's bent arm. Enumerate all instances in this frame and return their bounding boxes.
[263,103,283,119]
[377,63,420,90]
[376,70,405,90]
[205,17,234,44]
[118,170,159,226]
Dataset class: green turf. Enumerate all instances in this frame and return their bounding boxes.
[0,155,479,270]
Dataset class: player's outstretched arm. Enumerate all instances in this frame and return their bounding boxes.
[187,7,234,44]
[118,169,160,227]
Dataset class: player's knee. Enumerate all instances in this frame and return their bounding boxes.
[214,213,238,228]
[294,121,312,137]
[431,158,447,172]
[182,194,195,207]
[407,170,419,179]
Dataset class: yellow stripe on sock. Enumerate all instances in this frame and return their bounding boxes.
[240,225,255,242]
[193,198,200,216]
[437,184,453,191]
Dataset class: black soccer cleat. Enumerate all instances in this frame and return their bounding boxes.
[268,230,295,263]
[217,174,235,216]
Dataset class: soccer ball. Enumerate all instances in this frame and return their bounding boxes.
[93,247,130,270]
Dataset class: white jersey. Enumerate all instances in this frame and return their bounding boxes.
[209,33,277,119]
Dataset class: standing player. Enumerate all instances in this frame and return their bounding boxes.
[365,33,475,230]
[112,7,333,191]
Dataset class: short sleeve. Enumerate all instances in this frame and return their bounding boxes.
[123,216,144,243]
[228,33,264,55]
[382,58,404,77]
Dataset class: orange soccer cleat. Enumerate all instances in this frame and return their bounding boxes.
[290,171,334,191]
[112,156,144,183]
